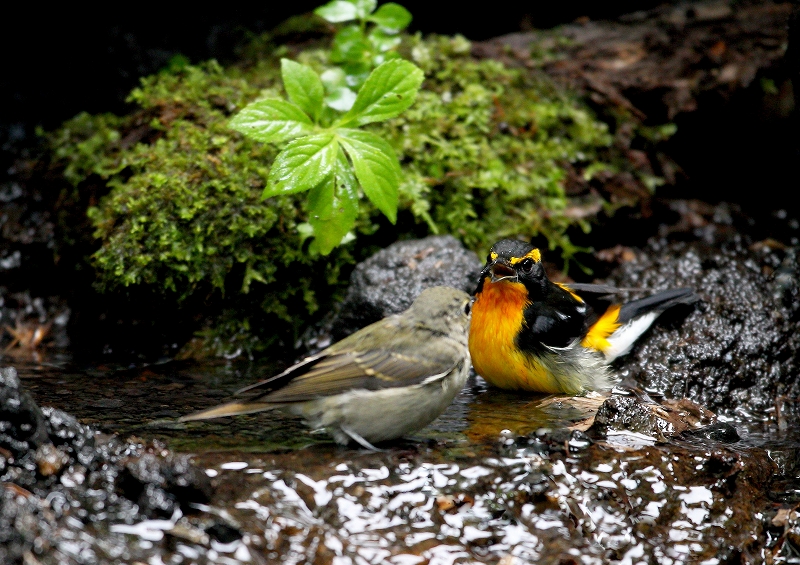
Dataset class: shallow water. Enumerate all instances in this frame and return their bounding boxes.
[19,357,600,452]
[13,356,800,563]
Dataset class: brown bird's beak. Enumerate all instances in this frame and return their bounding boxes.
[489,261,518,283]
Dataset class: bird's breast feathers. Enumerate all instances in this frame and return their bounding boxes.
[470,278,613,393]
[470,279,554,391]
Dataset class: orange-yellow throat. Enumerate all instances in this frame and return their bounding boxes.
[470,279,562,393]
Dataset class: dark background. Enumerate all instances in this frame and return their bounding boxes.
[2,2,667,136]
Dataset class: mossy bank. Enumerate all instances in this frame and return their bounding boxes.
[47,32,664,358]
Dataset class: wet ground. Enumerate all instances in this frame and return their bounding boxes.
[11,355,800,564]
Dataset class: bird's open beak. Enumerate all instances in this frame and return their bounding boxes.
[489,262,518,283]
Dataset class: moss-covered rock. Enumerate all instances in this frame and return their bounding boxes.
[47,33,661,357]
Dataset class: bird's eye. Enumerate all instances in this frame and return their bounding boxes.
[520,258,535,273]
[464,301,472,315]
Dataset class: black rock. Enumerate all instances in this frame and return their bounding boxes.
[590,395,675,440]
[0,486,58,565]
[331,235,482,339]
[0,364,216,560]
[682,422,741,443]
[206,521,243,544]
[0,366,48,457]
[119,452,213,517]
[609,239,800,416]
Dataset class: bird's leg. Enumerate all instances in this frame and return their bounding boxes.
[340,427,384,452]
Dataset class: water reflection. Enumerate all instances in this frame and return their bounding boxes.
[13,357,800,563]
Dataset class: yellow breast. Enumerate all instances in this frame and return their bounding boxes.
[469,279,562,393]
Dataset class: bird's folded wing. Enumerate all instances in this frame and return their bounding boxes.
[246,349,459,403]
[235,352,326,395]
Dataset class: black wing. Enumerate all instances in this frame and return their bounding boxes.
[518,282,588,350]
[616,287,699,324]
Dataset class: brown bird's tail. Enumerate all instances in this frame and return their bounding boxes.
[179,401,277,422]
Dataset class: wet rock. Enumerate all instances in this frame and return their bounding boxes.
[589,393,715,441]
[34,443,69,477]
[566,429,592,451]
[0,486,58,565]
[42,406,96,467]
[331,235,482,339]
[528,427,594,455]
[591,395,674,440]
[0,364,215,562]
[205,521,243,544]
[681,421,741,443]
[0,366,48,457]
[119,451,213,517]
[609,240,800,417]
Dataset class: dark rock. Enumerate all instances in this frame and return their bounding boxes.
[0,364,215,560]
[34,443,69,477]
[590,395,676,440]
[331,235,482,339]
[0,366,48,457]
[43,406,86,444]
[120,452,213,517]
[589,393,716,440]
[205,521,243,544]
[681,422,741,443]
[42,406,96,467]
[610,240,800,417]
[0,486,58,565]
[509,427,593,458]
[567,429,592,452]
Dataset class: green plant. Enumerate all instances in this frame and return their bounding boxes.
[48,29,663,357]
[229,0,421,255]
[317,0,411,87]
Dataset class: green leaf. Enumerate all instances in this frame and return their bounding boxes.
[314,0,358,22]
[337,128,400,223]
[264,133,339,198]
[368,3,411,31]
[320,68,347,90]
[372,51,401,67]
[337,59,424,127]
[229,99,315,143]
[368,28,402,52]
[351,0,377,19]
[281,59,324,123]
[330,26,371,66]
[325,87,357,112]
[320,68,357,111]
[308,147,359,220]
[340,66,371,91]
[307,148,359,254]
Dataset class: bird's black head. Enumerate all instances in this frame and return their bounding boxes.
[476,239,548,297]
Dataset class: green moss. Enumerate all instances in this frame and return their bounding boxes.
[379,35,615,256]
[47,34,662,356]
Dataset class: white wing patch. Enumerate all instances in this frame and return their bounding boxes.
[603,312,659,361]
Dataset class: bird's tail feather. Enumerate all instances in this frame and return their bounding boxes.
[616,287,699,324]
[179,401,276,422]
[604,288,700,362]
